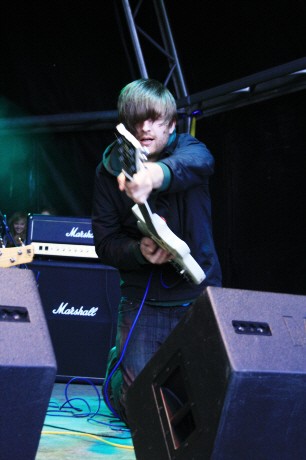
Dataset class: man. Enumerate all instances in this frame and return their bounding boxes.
[92,78,222,425]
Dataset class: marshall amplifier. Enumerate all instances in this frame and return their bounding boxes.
[26,214,98,259]
[29,259,121,382]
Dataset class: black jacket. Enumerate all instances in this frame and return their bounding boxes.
[92,132,222,303]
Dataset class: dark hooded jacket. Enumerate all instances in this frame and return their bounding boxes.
[92,131,222,303]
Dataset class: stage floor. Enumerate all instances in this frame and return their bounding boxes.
[36,381,136,460]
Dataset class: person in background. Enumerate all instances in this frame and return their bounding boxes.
[6,211,28,247]
[40,206,57,215]
[92,78,222,426]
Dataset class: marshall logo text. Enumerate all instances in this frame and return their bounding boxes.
[52,302,98,316]
[65,227,93,239]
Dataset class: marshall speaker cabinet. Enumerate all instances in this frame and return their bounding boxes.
[28,259,121,382]
[27,214,121,382]
[126,286,306,460]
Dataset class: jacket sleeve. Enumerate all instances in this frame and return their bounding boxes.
[159,134,215,192]
[92,165,149,270]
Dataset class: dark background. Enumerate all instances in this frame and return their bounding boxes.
[0,1,305,295]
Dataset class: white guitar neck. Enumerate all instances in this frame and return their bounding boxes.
[116,123,206,285]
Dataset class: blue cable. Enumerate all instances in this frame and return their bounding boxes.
[63,376,102,418]
[102,270,153,418]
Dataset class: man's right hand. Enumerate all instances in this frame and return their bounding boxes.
[117,162,164,204]
[139,236,173,264]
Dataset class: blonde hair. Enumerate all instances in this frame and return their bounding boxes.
[118,79,177,134]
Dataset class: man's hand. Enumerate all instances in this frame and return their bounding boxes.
[118,162,164,203]
[139,237,173,264]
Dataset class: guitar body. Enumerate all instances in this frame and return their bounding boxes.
[116,123,206,285]
[132,205,205,285]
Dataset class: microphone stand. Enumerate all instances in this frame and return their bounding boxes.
[0,210,18,247]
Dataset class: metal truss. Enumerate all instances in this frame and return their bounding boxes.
[120,1,306,129]
[1,58,306,135]
[121,0,191,132]
[121,0,188,98]
[177,57,306,120]
[1,0,306,139]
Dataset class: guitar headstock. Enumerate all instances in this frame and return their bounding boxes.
[116,123,148,180]
[0,244,34,268]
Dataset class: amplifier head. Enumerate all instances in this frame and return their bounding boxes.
[27,214,95,246]
[27,214,98,259]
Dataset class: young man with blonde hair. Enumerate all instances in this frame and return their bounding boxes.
[92,78,222,425]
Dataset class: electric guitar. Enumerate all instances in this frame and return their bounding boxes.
[116,123,206,285]
[0,244,35,268]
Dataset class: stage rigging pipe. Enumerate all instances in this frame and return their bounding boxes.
[0,110,118,133]
[153,0,189,99]
[122,0,148,78]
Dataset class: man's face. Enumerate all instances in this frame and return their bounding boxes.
[134,117,175,157]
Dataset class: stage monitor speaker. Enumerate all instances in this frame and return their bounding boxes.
[29,259,120,382]
[126,287,306,460]
[0,267,57,460]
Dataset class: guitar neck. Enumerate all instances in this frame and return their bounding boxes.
[115,123,205,284]
[0,244,34,268]
[138,203,158,237]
